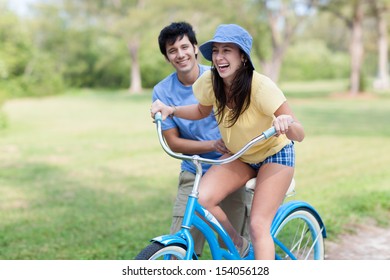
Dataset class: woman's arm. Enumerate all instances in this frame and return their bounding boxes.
[151,99,213,121]
[273,101,305,142]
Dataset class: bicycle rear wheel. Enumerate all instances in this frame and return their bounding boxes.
[134,242,196,260]
[273,207,325,260]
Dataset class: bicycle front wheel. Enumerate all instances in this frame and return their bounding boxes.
[134,242,196,260]
[273,207,325,260]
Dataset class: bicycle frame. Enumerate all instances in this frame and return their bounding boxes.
[153,196,244,260]
[150,113,326,260]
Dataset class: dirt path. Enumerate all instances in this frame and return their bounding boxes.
[325,223,390,260]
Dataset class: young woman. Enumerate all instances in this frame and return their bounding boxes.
[150,24,305,259]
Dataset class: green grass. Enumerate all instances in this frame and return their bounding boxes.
[0,84,389,259]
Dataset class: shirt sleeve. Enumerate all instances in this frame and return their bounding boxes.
[192,70,215,106]
[253,73,286,117]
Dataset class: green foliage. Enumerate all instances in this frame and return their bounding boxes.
[92,37,130,88]
[359,72,367,92]
[140,50,173,88]
[1,0,386,98]
[0,55,65,98]
[0,6,65,99]
[60,31,130,88]
[280,40,350,81]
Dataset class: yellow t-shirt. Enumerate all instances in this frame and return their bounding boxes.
[193,70,290,164]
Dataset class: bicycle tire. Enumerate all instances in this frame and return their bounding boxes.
[134,242,196,260]
[273,207,325,260]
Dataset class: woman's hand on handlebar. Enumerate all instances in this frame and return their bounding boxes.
[272,115,295,136]
[150,99,174,121]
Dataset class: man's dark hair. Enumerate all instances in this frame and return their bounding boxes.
[158,22,198,59]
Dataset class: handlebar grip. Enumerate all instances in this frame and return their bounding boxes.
[155,112,162,122]
[262,126,276,139]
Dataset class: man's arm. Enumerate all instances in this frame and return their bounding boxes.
[151,100,212,121]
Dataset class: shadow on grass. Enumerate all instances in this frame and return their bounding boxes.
[0,161,173,259]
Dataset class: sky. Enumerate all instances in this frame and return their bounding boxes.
[7,0,40,16]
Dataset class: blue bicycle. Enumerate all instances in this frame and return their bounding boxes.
[135,113,326,260]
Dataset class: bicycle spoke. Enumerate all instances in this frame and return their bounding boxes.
[303,226,325,260]
[273,208,325,260]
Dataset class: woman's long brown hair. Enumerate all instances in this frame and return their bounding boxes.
[211,53,254,128]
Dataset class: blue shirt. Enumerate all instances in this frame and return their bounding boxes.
[152,65,222,175]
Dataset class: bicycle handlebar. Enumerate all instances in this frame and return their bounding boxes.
[154,112,276,165]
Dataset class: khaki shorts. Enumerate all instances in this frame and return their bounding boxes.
[170,170,251,256]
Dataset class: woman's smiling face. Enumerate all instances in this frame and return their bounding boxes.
[211,42,244,84]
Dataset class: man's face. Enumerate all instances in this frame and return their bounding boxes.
[165,35,198,74]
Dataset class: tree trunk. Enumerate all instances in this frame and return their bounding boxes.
[373,1,390,90]
[348,1,364,96]
[259,1,301,82]
[261,47,284,82]
[128,39,142,94]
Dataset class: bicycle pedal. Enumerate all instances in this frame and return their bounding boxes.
[242,243,254,260]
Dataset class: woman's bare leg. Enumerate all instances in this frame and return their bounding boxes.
[198,158,256,247]
[250,163,294,259]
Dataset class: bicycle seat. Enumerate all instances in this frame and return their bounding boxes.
[245,178,296,197]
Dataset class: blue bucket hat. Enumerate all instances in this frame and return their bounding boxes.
[199,24,254,69]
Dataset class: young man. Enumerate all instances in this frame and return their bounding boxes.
[152,22,248,256]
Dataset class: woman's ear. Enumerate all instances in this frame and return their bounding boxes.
[241,53,246,63]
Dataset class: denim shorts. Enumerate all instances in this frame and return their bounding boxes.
[248,142,295,171]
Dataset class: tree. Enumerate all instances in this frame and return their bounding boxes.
[1,1,65,100]
[370,0,390,90]
[319,0,371,96]
[179,0,318,83]
[36,0,134,90]
[248,0,317,82]
[95,0,205,94]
